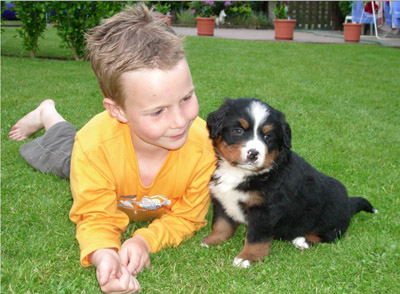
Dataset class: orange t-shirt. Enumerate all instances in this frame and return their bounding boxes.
[69,111,216,266]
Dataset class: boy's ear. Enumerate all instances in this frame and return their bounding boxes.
[103,98,128,123]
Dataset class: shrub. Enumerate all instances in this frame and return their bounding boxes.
[176,9,196,26]
[339,1,352,18]
[13,1,48,58]
[226,11,271,29]
[249,11,272,28]
[50,1,124,61]
[153,1,171,14]
[1,1,6,32]
[227,4,253,17]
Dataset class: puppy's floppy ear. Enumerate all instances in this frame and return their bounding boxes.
[278,111,292,149]
[282,122,292,149]
[207,99,232,139]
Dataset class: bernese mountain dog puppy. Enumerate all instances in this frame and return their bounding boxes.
[201,98,377,268]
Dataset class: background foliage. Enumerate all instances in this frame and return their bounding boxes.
[5,1,125,61]
[2,1,357,59]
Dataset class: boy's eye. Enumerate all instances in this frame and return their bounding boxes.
[182,95,192,102]
[150,109,164,117]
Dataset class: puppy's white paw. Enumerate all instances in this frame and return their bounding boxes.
[292,237,310,250]
[233,257,251,268]
[200,241,209,248]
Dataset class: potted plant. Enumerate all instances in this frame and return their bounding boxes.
[343,22,362,42]
[341,1,362,42]
[190,1,218,36]
[154,1,172,26]
[272,2,296,40]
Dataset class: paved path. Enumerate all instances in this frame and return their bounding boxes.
[172,26,400,48]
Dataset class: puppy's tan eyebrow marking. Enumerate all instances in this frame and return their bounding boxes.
[239,118,249,130]
[262,124,273,134]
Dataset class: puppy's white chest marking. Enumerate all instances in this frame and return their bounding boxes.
[210,160,254,224]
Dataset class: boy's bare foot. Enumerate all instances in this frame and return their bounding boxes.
[8,99,55,141]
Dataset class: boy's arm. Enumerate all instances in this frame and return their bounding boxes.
[69,138,129,266]
[132,153,216,253]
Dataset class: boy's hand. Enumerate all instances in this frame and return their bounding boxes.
[91,248,141,293]
[120,236,151,275]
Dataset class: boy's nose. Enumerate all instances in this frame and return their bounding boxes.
[171,108,186,128]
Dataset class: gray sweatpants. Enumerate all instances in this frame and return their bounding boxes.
[19,121,76,179]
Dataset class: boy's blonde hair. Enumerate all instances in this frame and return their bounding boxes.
[86,4,185,107]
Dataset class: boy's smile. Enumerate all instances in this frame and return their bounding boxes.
[168,131,186,140]
[117,59,199,154]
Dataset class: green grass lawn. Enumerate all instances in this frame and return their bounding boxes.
[2,26,400,293]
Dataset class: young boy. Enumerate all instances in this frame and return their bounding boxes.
[9,4,216,293]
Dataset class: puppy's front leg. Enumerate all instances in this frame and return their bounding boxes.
[234,207,273,268]
[233,237,272,268]
[201,198,238,247]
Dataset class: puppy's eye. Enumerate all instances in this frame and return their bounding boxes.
[263,133,271,140]
[233,128,244,135]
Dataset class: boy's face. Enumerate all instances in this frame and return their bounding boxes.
[118,59,199,152]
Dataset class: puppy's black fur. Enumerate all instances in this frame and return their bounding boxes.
[201,98,376,267]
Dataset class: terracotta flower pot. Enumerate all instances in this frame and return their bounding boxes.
[343,23,362,42]
[158,15,172,26]
[274,19,296,40]
[196,17,215,36]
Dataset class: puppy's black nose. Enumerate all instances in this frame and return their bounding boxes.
[247,149,259,161]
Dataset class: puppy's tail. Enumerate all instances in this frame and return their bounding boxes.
[349,197,378,217]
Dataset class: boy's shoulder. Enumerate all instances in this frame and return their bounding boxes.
[184,117,213,152]
[75,111,126,151]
